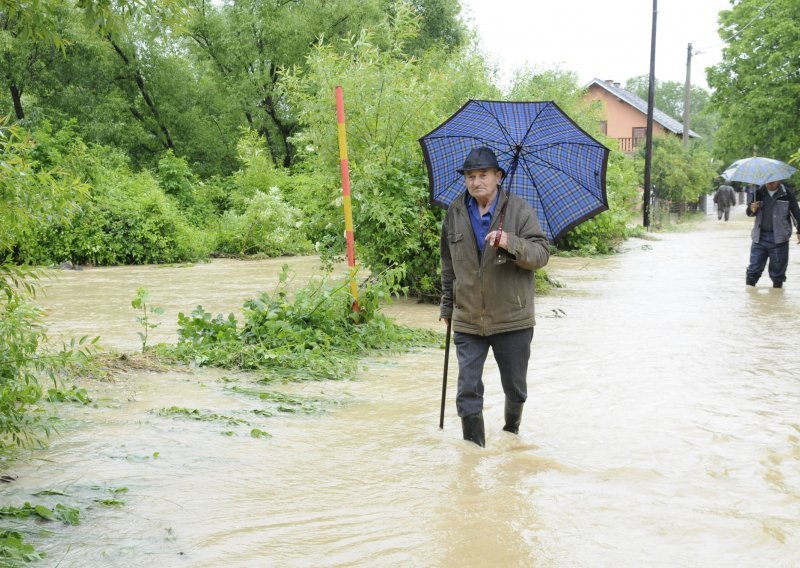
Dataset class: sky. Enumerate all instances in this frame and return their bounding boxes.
[459,0,733,91]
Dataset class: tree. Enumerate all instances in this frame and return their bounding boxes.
[0,0,73,120]
[282,5,497,297]
[184,0,466,169]
[386,0,466,56]
[0,117,92,447]
[0,118,87,253]
[509,68,602,135]
[706,0,800,166]
[625,75,719,148]
[3,0,467,176]
[80,0,189,153]
[642,135,717,211]
[1,0,222,172]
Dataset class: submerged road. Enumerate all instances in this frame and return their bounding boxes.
[2,203,799,567]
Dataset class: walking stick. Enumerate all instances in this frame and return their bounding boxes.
[439,319,451,429]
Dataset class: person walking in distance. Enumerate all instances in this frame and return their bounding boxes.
[745,179,800,288]
[439,147,550,447]
[713,180,736,221]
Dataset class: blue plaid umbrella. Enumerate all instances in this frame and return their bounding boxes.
[419,99,609,242]
[722,156,797,186]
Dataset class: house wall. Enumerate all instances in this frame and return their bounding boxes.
[587,84,668,139]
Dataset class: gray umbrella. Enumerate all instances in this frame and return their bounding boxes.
[722,156,797,186]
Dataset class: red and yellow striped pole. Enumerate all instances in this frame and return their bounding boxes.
[335,86,359,310]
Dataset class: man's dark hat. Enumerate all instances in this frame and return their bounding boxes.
[457,146,505,176]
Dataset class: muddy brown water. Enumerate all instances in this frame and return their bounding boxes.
[2,204,800,567]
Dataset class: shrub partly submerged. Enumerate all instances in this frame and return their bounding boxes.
[163,264,440,381]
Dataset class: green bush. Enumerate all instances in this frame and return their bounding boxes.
[227,131,284,213]
[0,294,46,447]
[352,160,444,299]
[636,136,718,209]
[156,151,199,212]
[1,120,96,448]
[5,122,213,266]
[193,176,234,220]
[277,170,343,248]
[18,167,213,266]
[0,265,96,448]
[167,264,439,380]
[215,188,313,257]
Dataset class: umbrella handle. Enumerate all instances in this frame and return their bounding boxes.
[492,146,522,247]
[493,200,508,247]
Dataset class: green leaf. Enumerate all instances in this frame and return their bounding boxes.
[33,505,56,521]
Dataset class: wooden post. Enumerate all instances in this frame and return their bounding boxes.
[335,86,359,310]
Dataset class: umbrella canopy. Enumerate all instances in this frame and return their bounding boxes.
[722,156,797,186]
[418,100,609,242]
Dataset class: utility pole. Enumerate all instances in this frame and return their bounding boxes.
[643,0,657,228]
[682,43,692,147]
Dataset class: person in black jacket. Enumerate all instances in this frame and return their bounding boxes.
[745,180,800,288]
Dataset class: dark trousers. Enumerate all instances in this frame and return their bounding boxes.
[453,328,533,417]
[746,231,789,285]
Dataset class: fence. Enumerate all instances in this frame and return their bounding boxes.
[616,137,645,154]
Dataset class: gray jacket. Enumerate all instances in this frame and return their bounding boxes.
[747,184,800,244]
[713,185,736,208]
[440,191,550,336]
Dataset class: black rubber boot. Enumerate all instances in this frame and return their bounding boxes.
[461,412,485,447]
[502,400,524,434]
[746,278,757,286]
[773,281,783,288]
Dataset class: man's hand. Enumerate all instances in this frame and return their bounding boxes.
[750,201,761,213]
[486,230,509,250]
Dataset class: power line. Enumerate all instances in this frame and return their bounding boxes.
[694,0,777,54]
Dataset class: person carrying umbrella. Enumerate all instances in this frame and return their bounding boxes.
[745,179,800,288]
[439,147,550,447]
[421,100,608,446]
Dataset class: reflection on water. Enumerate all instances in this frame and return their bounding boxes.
[3,205,800,567]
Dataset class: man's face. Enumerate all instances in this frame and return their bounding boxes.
[765,181,781,191]
[464,168,502,203]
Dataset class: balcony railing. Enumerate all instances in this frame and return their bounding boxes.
[615,137,645,153]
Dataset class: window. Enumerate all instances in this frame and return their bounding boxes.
[632,127,646,141]
[599,121,607,135]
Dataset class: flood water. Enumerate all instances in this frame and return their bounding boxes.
[3,204,800,567]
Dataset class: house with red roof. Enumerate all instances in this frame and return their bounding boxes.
[585,78,700,153]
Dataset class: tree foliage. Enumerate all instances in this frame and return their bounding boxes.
[1,0,467,175]
[0,118,94,448]
[0,0,74,120]
[281,5,497,297]
[641,135,717,208]
[0,118,87,253]
[707,0,800,166]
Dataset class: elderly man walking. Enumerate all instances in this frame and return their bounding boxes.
[439,147,550,447]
